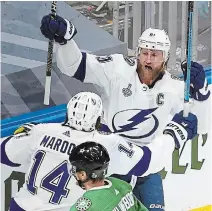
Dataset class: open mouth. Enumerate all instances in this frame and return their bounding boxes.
[145,65,153,71]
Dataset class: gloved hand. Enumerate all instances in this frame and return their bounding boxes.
[40,14,77,45]
[163,111,197,149]
[14,122,38,136]
[181,61,210,101]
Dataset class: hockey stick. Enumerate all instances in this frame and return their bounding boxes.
[44,1,57,105]
[180,1,194,156]
[183,1,194,117]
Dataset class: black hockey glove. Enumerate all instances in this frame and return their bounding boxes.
[181,61,210,101]
[40,14,77,45]
[163,111,197,149]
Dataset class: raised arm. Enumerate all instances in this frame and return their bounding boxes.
[171,61,211,134]
[40,14,124,95]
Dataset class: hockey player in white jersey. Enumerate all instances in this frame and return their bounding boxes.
[40,14,210,211]
[1,92,198,211]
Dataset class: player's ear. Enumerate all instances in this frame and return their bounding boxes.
[78,171,87,180]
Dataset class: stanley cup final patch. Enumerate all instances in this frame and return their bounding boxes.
[122,83,132,97]
[75,197,92,211]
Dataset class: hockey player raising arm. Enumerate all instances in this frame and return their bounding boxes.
[1,92,197,211]
[68,142,148,211]
[40,14,210,210]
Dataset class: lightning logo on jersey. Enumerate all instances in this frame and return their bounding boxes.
[112,108,159,139]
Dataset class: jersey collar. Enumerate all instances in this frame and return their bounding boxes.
[87,179,112,191]
[136,71,165,89]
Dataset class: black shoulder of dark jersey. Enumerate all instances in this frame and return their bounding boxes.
[170,74,183,81]
[123,55,136,66]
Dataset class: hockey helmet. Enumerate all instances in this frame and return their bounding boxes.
[67,92,103,132]
[137,28,171,61]
[69,142,110,179]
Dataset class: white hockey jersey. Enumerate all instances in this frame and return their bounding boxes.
[1,123,175,211]
[56,40,210,145]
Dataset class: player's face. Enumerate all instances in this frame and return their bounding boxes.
[137,49,165,85]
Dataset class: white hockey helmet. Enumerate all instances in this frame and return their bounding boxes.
[137,28,171,61]
[67,92,103,132]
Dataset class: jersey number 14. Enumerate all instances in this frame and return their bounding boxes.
[26,150,71,204]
